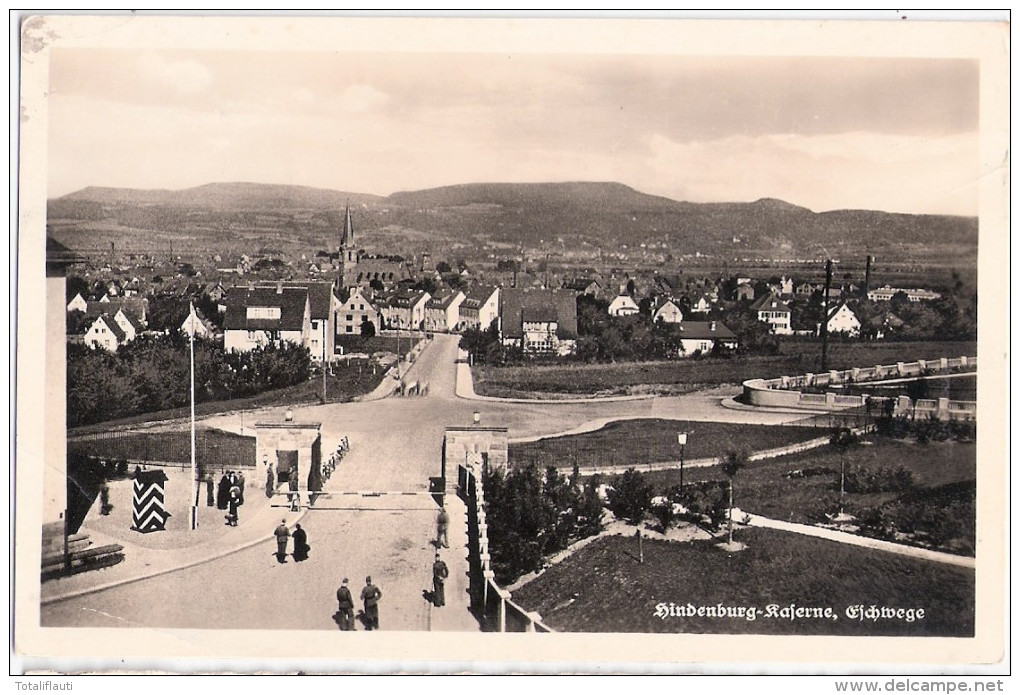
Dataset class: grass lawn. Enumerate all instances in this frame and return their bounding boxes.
[509,419,827,470]
[630,435,976,555]
[510,529,974,636]
[473,340,977,397]
[335,335,403,355]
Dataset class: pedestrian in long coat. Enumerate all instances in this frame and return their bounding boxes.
[274,520,290,563]
[216,474,230,510]
[432,553,449,607]
[336,578,355,631]
[361,576,382,630]
[292,523,309,562]
[265,465,275,498]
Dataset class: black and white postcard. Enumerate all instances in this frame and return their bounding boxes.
[12,12,1010,677]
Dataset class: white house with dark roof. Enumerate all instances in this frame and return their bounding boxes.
[223,284,311,354]
[499,288,578,356]
[66,293,87,313]
[866,285,942,303]
[608,294,640,317]
[252,281,335,362]
[824,302,862,338]
[750,292,793,335]
[456,285,500,332]
[84,313,129,351]
[650,296,684,324]
[181,305,218,340]
[677,321,738,357]
[425,290,466,333]
[335,285,380,338]
[379,288,431,331]
[689,293,714,314]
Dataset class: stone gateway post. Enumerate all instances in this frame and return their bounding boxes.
[253,417,322,509]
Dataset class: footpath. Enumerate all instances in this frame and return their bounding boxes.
[41,486,307,606]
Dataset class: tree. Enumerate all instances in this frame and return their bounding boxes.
[719,450,748,544]
[606,468,653,524]
[360,317,376,337]
[435,260,452,274]
[66,275,89,302]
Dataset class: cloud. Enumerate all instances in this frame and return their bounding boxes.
[138,53,213,95]
[334,84,390,113]
[640,131,979,216]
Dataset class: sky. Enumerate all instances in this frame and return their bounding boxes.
[46,48,980,215]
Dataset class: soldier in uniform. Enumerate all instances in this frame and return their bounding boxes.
[336,578,355,631]
[274,520,290,563]
[360,576,382,630]
[432,553,449,607]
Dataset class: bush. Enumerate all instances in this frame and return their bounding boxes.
[853,505,897,541]
[606,468,653,524]
[651,499,678,533]
[843,465,917,494]
[673,481,729,531]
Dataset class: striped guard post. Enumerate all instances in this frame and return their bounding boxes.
[132,469,171,533]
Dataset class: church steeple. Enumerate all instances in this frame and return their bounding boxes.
[340,202,355,250]
[337,202,359,289]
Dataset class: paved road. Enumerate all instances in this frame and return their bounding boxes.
[42,334,812,630]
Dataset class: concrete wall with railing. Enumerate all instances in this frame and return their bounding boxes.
[458,463,554,633]
[742,356,977,421]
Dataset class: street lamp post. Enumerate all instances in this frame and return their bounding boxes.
[677,432,688,488]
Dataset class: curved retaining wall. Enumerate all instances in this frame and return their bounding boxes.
[458,463,554,633]
[743,356,977,421]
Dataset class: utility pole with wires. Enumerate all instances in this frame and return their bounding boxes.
[821,259,833,372]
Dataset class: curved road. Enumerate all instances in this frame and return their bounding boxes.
[42,334,811,630]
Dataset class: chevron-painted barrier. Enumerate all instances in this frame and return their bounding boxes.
[132,469,170,533]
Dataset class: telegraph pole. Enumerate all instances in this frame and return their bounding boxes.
[821,259,833,372]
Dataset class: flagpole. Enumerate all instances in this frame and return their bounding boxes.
[189,302,198,530]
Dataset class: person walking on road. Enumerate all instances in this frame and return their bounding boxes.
[361,576,382,630]
[292,523,309,562]
[274,520,290,563]
[336,578,355,631]
[436,507,450,548]
[432,553,449,607]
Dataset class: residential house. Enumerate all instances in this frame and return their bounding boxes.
[335,285,380,338]
[608,294,640,317]
[677,321,739,357]
[650,296,684,324]
[734,283,755,302]
[425,290,466,333]
[824,302,862,338]
[750,292,793,335]
[456,285,500,332]
[79,297,150,327]
[499,288,578,356]
[111,308,145,343]
[379,289,431,331]
[181,305,218,340]
[252,281,335,363]
[66,293,88,313]
[866,285,942,303]
[689,293,714,314]
[772,276,794,298]
[795,282,817,297]
[223,284,311,354]
[561,277,602,297]
[83,314,129,352]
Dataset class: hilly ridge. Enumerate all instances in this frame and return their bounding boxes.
[48,180,978,261]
